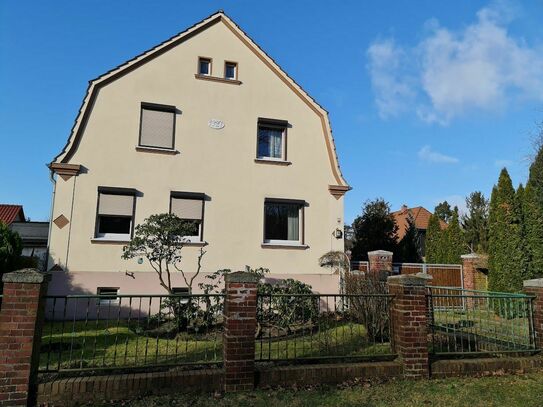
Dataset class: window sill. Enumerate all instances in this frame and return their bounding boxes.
[181,241,207,247]
[261,243,309,250]
[91,238,131,244]
[135,146,179,155]
[194,74,242,85]
[254,158,291,166]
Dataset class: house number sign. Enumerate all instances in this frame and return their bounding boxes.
[208,119,225,129]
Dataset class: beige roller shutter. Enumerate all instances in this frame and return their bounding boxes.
[140,108,174,149]
[171,198,203,220]
[98,194,134,216]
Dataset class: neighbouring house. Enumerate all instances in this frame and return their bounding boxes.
[0,204,49,270]
[0,204,25,224]
[392,205,447,257]
[47,11,350,297]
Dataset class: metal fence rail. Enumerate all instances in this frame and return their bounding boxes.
[427,287,537,356]
[256,293,395,362]
[40,294,224,373]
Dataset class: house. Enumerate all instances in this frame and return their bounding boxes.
[1,204,49,270]
[10,222,49,270]
[392,205,447,257]
[47,11,350,297]
[0,204,25,224]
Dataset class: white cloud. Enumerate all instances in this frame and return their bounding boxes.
[418,145,459,164]
[367,1,543,124]
[366,39,415,118]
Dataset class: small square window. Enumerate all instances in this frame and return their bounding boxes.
[264,200,303,244]
[97,287,119,304]
[225,62,237,80]
[198,57,211,76]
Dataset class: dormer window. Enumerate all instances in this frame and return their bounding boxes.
[198,57,211,76]
[225,62,237,80]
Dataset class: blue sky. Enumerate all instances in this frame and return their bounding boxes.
[1,1,542,223]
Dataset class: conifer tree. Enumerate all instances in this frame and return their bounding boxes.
[488,169,526,292]
[397,214,422,263]
[461,191,489,253]
[444,207,465,264]
[524,142,543,279]
[351,198,398,261]
[425,213,444,263]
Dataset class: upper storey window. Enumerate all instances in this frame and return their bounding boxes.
[139,103,176,150]
[225,62,237,80]
[198,57,212,76]
[257,118,288,161]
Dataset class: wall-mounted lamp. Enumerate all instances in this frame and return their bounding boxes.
[334,228,343,239]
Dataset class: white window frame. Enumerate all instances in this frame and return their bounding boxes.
[180,221,202,243]
[224,61,237,80]
[263,200,304,245]
[94,188,137,242]
[169,192,205,243]
[96,216,133,241]
[198,57,212,76]
[257,126,286,161]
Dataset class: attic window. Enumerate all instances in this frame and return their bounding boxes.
[198,57,211,76]
[225,62,237,80]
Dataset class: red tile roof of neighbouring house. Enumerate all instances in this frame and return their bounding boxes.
[0,204,25,225]
[392,205,447,240]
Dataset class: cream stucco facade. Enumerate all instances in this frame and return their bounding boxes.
[47,12,350,296]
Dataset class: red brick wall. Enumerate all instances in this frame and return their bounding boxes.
[223,272,259,392]
[388,275,430,379]
[0,271,50,407]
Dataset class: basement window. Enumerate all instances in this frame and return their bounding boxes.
[97,287,119,304]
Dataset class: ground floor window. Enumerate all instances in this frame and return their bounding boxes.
[170,192,205,242]
[264,199,304,244]
[95,187,136,240]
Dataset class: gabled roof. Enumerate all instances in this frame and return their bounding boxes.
[392,206,447,240]
[0,204,25,225]
[51,11,349,188]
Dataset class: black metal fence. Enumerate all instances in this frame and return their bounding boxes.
[255,293,395,362]
[427,287,538,356]
[40,294,224,373]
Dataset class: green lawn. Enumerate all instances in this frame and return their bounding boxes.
[40,321,391,371]
[432,308,533,352]
[88,371,543,407]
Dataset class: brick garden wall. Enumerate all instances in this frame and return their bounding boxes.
[2,268,543,406]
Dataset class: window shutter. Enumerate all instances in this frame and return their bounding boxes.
[171,198,203,220]
[98,194,134,216]
[140,108,174,149]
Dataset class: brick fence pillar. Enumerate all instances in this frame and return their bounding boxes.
[223,271,259,392]
[387,273,431,379]
[461,253,479,291]
[523,278,543,350]
[368,250,393,275]
[0,269,51,406]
